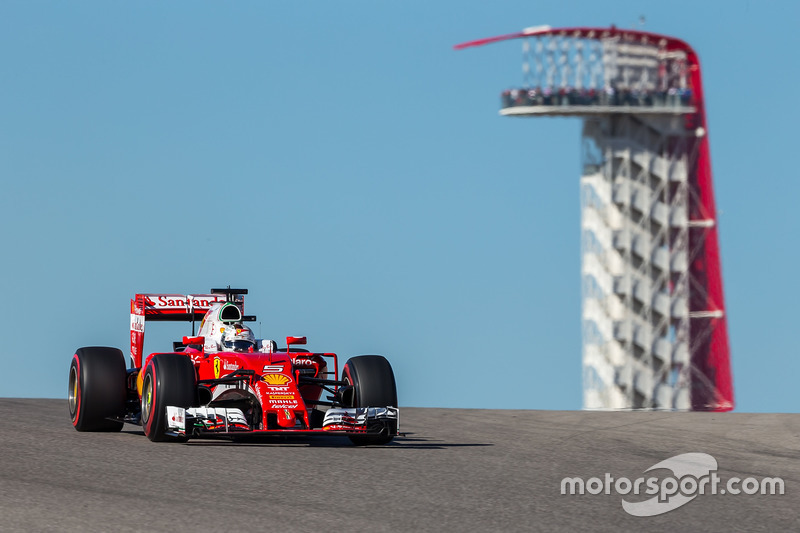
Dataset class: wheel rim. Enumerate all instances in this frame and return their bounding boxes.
[141,372,153,425]
[68,365,78,418]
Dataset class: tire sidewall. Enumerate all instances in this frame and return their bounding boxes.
[141,354,197,442]
[70,347,126,432]
[141,359,160,439]
[341,362,356,407]
[69,355,82,427]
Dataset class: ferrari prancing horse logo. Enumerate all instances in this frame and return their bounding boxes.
[213,358,221,379]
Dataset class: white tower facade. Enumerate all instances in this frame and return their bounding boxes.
[580,114,695,409]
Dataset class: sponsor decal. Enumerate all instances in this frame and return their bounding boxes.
[269,401,299,408]
[323,424,357,432]
[263,374,290,386]
[213,358,221,379]
[263,364,284,373]
[130,314,144,333]
[293,358,315,366]
[145,295,224,310]
[269,395,295,400]
[166,407,187,433]
[266,386,290,392]
[223,361,238,371]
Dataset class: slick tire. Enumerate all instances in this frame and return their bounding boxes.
[141,354,197,442]
[341,355,397,445]
[69,347,127,432]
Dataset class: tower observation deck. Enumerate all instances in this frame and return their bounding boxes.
[456,26,733,411]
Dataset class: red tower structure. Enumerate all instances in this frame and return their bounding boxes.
[457,26,733,411]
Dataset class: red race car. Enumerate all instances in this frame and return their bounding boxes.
[68,288,398,445]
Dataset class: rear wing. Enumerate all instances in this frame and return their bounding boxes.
[130,288,254,368]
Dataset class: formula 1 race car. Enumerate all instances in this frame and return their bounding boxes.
[68,288,398,445]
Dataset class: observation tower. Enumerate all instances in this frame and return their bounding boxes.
[456,26,733,411]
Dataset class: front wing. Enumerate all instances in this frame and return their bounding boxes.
[165,406,399,438]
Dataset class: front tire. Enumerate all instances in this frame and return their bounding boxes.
[341,355,397,445]
[141,354,198,442]
[68,347,126,432]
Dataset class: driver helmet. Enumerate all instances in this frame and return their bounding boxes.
[221,324,256,352]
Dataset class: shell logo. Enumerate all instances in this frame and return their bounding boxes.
[262,374,290,386]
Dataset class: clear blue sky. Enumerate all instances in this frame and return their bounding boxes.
[2,1,798,412]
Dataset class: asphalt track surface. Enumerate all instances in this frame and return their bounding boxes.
[2,399,798,532]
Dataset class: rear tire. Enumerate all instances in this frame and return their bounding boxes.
[141,354,197,442]
[68,347,126,432]
[341,355,397,445]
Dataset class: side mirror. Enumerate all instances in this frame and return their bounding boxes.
[286,336,307,346]
[183,335,205,346]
